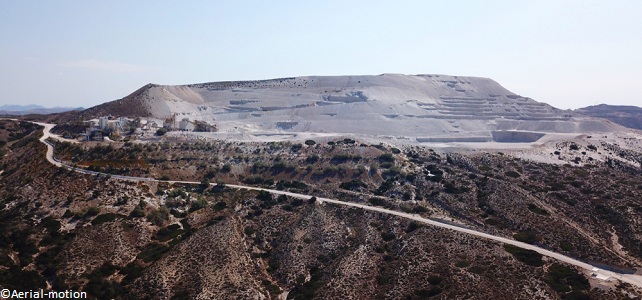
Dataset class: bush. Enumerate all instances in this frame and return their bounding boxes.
[331,154,361,163]
[545,263,589,293]
[381,232,396,241]
[147,207,170,225]
[305,154,320,164]
[427,275,442,285]
[412,205,428,213]
[155,128,168,136]
[214,201,227,211]
[444,182,470,194]
[130,206,145,218]
[91,213,121,226]
[513,231,539,244]
[339,179,367,190]
[199,177,210,191]
[85,207,100,218]
[527,203,548,215]
[244,175,266,185]
[378,153,395,163]
[304,140,316,146]
[369,197,387,207]
[137,243,169,263]
[276,180,308,191]
[504,171,521,178]
[256,190,273,202]
[155,224,184,242]
[414,287,442,297]
[405,222,420,233]
[244,226,255,235]
[503,245,543,266]
[190,198,208,211]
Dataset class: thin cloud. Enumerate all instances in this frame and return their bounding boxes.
[59,59,146,72]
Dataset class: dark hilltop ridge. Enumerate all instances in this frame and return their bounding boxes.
[575,104,642,131]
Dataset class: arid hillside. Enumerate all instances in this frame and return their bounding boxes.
[1,120,642,299]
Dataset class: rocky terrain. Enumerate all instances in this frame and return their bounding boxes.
[2,73,642,299]
[2,119,642,299]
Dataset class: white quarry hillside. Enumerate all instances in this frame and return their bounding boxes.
[100,73,626,143]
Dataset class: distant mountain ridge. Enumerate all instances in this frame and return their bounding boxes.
[61,73,626,143]
[0,104,82,116]
[0,104,45,111]
[575,104,642,131]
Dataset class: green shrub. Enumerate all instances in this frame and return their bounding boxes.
[381,232,396,241]
[339,179,367,190]
[504,171,521,178]
[244,175,266,184]
[305,154,320,164]
[559,241,574,251]
[405,222,420,233]
[214,201,227,211]
[137,243,169,263]
[331,154,362,163]
[414,287,442,297]
[455,260,470,268]
[91,213,122,226]
[147,207,170,225]
[513,231,540,244]
[427,275,442,285]
[190,198,208,211]
[527,203,548,215]
[503,245,543,266]
[545,263,589,293]
[244,226,255,235]
[369,197,387,207]
[155,224,184,242]
[378,153,394,163]
[85,207,100,217]
[413,206,428,214]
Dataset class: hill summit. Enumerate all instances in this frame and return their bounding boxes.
[80,74,623,143]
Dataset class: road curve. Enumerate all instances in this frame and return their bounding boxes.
[34,122,642,288]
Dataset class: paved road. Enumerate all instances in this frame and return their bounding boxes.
[34,122,642,288]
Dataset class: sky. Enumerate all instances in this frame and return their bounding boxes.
[1,1,641,109]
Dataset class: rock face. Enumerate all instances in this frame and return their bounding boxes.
[79,74,624,142]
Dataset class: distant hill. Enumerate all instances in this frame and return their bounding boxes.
[575,104,642,131]
[0,104,45,111]
[0,105,83,116]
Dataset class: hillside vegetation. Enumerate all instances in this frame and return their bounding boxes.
[1,120,642,299]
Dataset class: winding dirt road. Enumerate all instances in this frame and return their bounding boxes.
[35,123,642,288]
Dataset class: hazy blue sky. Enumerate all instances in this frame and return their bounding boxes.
[1,1,640,109]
